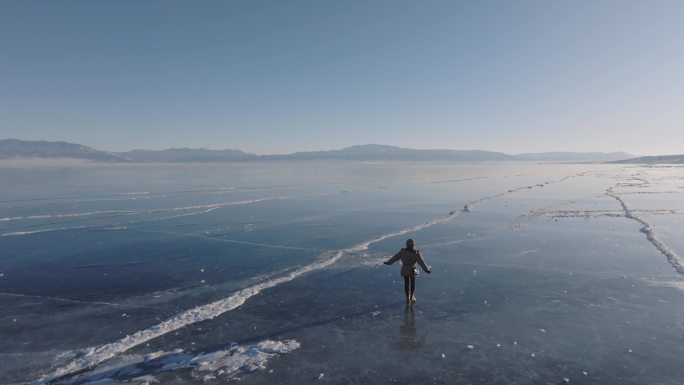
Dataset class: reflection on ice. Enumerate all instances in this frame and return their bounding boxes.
[396,305,426,351]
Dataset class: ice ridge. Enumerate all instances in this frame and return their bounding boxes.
[607,192,684,275]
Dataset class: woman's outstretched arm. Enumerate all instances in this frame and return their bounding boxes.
[417,252,431,273]
[384,251,402,265]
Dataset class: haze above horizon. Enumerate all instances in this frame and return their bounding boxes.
[1,1,682,155]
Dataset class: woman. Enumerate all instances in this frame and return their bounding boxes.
[384,238,431,303]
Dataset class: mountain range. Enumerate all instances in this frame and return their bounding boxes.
[0,139,645,163]
[609,155,684,164]
[0,139,129,162]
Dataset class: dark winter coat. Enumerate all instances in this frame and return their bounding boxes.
[386,248,430,276]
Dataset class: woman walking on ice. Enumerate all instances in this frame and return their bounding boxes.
[384,239,431,303]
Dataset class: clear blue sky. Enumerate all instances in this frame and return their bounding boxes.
[1,1,682,155]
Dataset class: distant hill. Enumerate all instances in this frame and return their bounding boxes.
[0,139,637,163]
[0,139,131,162]
[265,144,517,162]
[269,145,634,162]
[516,151,634,162]
[120,148,255,162]
[609,155,684,164]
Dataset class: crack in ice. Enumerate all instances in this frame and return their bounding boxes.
[607,190,684,275]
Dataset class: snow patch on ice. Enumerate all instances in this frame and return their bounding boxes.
[51,339,299,385]
[358,252,390,267]
[648,280,684,292]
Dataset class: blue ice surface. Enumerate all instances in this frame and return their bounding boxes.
[1,162,683,385]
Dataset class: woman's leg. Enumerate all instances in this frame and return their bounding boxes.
[410,276,416,299]
[403,276,410,300]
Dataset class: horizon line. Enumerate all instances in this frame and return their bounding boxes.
[1,138,640,157]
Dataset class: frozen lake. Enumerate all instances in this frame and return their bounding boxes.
[1,162,683,385]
